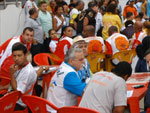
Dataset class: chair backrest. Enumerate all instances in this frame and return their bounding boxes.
[33,53,63,66]
[0,91,21,113]
[22,95,58,113]
[105,49,136,72]
[57,106,99,113]
[111,49,136,63]
[86,53,105,73]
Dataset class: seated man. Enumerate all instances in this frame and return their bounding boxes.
[130,21,147,49]
[73,36,92,82]
[8,42,47,110]
[0,27,34,78]
[105,26,129,65]
[79,61,132,113]
[82,25,105,54]
[47,47,86,112]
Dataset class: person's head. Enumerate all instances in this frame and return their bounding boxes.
[126,12,134,20]
[106,3,117,14]
[22,27,34,44]
[61,26,73,37]
[144,20,150,35]
[145,49,150,69]
[50,0,56,9]
[64,47,85,71]
[73,36,88,57]
[70,0,77,4]
[134,21,143,33]
[82,25,95,38]
[29,8,39,19]
[135,15,142,22]
[39,1,47,12]
[63,4,69,14]
[111,61,132,81]
[69,3,75,11]
[75,0,84,11]
[129,0,135,6]
[88,1,98,13]
[48,29,57,39]
[12,42,28,67]
[55,5,64,15]
[108,26,118,36]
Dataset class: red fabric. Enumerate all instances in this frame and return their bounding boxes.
[54,40,71,59]
[132,32,141,49]
[105,41,113,55]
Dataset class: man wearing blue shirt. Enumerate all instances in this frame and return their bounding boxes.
[47,47,86,112]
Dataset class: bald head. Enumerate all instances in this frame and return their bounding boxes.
[134,21,143,33]
[82,25,95,38]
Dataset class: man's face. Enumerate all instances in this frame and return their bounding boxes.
[92,5,98,13]
[79,3,84,11]
[71,52,85,71]
[22,30,34,44]
[40,3,47,12]
[145,54,150,70]
[13,50,27,67]
[77,42,88,57]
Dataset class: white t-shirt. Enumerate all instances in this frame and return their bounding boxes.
[95,12,103,35]
[8,62,37,107]
[79,71,127,113]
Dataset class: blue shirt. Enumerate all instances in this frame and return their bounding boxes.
[63,62,86,96]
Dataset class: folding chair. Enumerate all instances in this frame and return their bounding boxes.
[86,53,105,73]
[105,49,136,72]
[57,106,99,113]
[0,91,21,113]
[33,53,62,97]
[0,76,11,95]
[22,95,58,113]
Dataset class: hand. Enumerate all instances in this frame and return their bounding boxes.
[9,64,18,76]
[32,39,38,45]
[42,65,49,72]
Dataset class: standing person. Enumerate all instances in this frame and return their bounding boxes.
[38,1,53,38]
[24,8,44,65]
[47,47,86,112]
[54,26,73,59]
[24,0,38,19]
[102,4,121,40]
[79,61,132,113]
[69,1,85,27]
[9,43,36,110]
[53,5,67,36]
[0,27,34,78]
[123,0,138,19]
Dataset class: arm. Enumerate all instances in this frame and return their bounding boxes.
[36,66,49,78]
[9,64,18,91]
[64,72,86,96]
[113,106,125,113]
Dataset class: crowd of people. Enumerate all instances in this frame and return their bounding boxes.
[1,0,150,113]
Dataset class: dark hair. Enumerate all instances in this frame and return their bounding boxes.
[136,36,150,59]
[55,5,64,12]
[38,1,47,7]
[126,12,133,18]
[106,4,117,14]
[111,61,132,78]
[108,26,118,33]
[69,3,75,8]
[23,27,34,34]
[88,1,97,8]
[75,0,83,7]
[48,29,55,35]
[145,48,150,57]
[61,26,72,36]
[12,42,27,54]
[29,8,37,15]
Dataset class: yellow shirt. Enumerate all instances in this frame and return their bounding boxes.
[102,13,121,40]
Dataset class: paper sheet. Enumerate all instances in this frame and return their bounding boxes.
[127,90,133,98]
